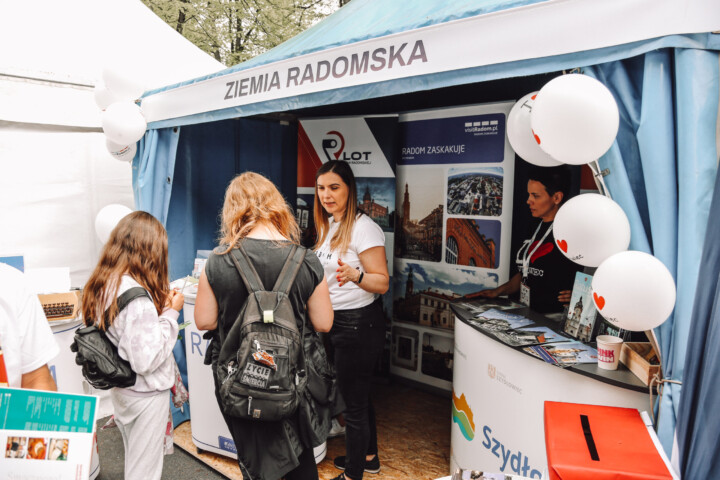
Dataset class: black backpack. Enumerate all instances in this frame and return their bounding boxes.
[70,287,149,390]
[216,242,308,421]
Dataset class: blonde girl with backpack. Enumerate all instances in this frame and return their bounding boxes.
[82,211,183,480]
[195,172,333,480]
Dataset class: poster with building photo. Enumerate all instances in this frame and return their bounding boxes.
[392,326,419,371]
[391,101,515,390]
[393,260,499,331]
[447,166,504,216]
[395,166,444,262]
[446,218,501,268]
[421,333,454,382]
[356,177,396,232]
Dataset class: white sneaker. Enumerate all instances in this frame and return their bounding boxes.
[328,418,346,438]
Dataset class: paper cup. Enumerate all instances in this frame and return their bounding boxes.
[596,335,623,370]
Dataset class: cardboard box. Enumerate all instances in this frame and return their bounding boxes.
[38,290,82,322]
[620,342,661,386]
[544,401,673,480]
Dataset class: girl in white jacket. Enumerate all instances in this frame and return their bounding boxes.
[82,211,183,480]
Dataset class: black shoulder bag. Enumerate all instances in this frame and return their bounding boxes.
[70,287,150,390]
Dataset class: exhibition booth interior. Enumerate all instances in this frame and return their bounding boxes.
[128,0,720,477]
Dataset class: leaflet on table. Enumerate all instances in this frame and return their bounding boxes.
[0,387,97,480]
[524,341,598,366]
[517,326,572,343]
[491,325,572,347]
[453,297,523,316]
[469,309,536,344]
[474,309,534,327]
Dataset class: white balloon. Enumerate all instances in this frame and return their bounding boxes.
[591,251,676,331]
[532,74,619,165]
[102,102,147,145]
[507,92,562,167]
[95,204,133,244]
[106,139,137,162]
[93,83,118,110]
[102,66,146,101]
[553,193,630,267]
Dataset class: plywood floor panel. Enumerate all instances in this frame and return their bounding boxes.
[174,382,451,480]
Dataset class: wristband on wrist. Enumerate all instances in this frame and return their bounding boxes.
[357,271,364,284]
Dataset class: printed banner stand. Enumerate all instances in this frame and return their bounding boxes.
[297,115,398,379]
[391,102,515,390]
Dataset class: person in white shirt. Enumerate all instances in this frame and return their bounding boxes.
[81,211,183,480]
[313,160,389,480]
[0,263,59,390]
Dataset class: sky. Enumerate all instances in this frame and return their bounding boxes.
[396,166,444,220]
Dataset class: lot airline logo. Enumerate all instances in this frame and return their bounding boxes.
[452,390,475,441]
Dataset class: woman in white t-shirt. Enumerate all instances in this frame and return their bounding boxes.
[313,160,389,480]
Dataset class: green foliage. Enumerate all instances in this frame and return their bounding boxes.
[141,0,340,66]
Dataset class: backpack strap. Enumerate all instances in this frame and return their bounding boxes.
[229,242,266,293]
[117,287,151,312]
[272,245,305,295]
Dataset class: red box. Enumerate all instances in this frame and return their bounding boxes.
[544,401,673,480]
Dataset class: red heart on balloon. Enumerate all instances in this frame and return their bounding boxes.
[532,129,541,145]
[531,94,537,100]
[557,239,568,253]
[593,292,605,310]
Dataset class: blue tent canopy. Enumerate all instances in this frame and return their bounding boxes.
[140,0,720,129]
[136,1,720,473]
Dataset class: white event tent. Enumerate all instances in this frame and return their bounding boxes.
[0,0,224,286]
[133,0,720,476]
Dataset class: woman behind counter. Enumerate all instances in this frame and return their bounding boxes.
[194,172,333,480]
[313,160,390,480]
[477,166,579,313]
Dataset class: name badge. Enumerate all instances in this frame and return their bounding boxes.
[520,282,531,307]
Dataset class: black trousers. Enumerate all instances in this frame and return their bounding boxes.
[330,298,385,480]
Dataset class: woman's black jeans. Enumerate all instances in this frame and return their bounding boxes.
[329,298,385,480]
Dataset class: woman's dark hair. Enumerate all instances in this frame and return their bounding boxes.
[313,160,359,255]
[527,166,572,203]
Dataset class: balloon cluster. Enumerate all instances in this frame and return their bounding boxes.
[94,66,147,162]
[507,74,676,332]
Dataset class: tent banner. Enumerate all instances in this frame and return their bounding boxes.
[141,0,718,124]
[391,101,515,390]
[297,115,398,375]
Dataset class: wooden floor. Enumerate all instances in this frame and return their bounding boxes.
[174,382,451,479]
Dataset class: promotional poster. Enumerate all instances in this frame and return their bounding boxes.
[392,102,515,390]
[0,388,97,479]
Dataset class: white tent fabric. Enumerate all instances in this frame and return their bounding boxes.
[0,0,224,92]
[0,0,224,286]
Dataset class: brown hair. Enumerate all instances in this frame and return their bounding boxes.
[82,211,170,330]
[218,172,300,252]
[313,160,359,256]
